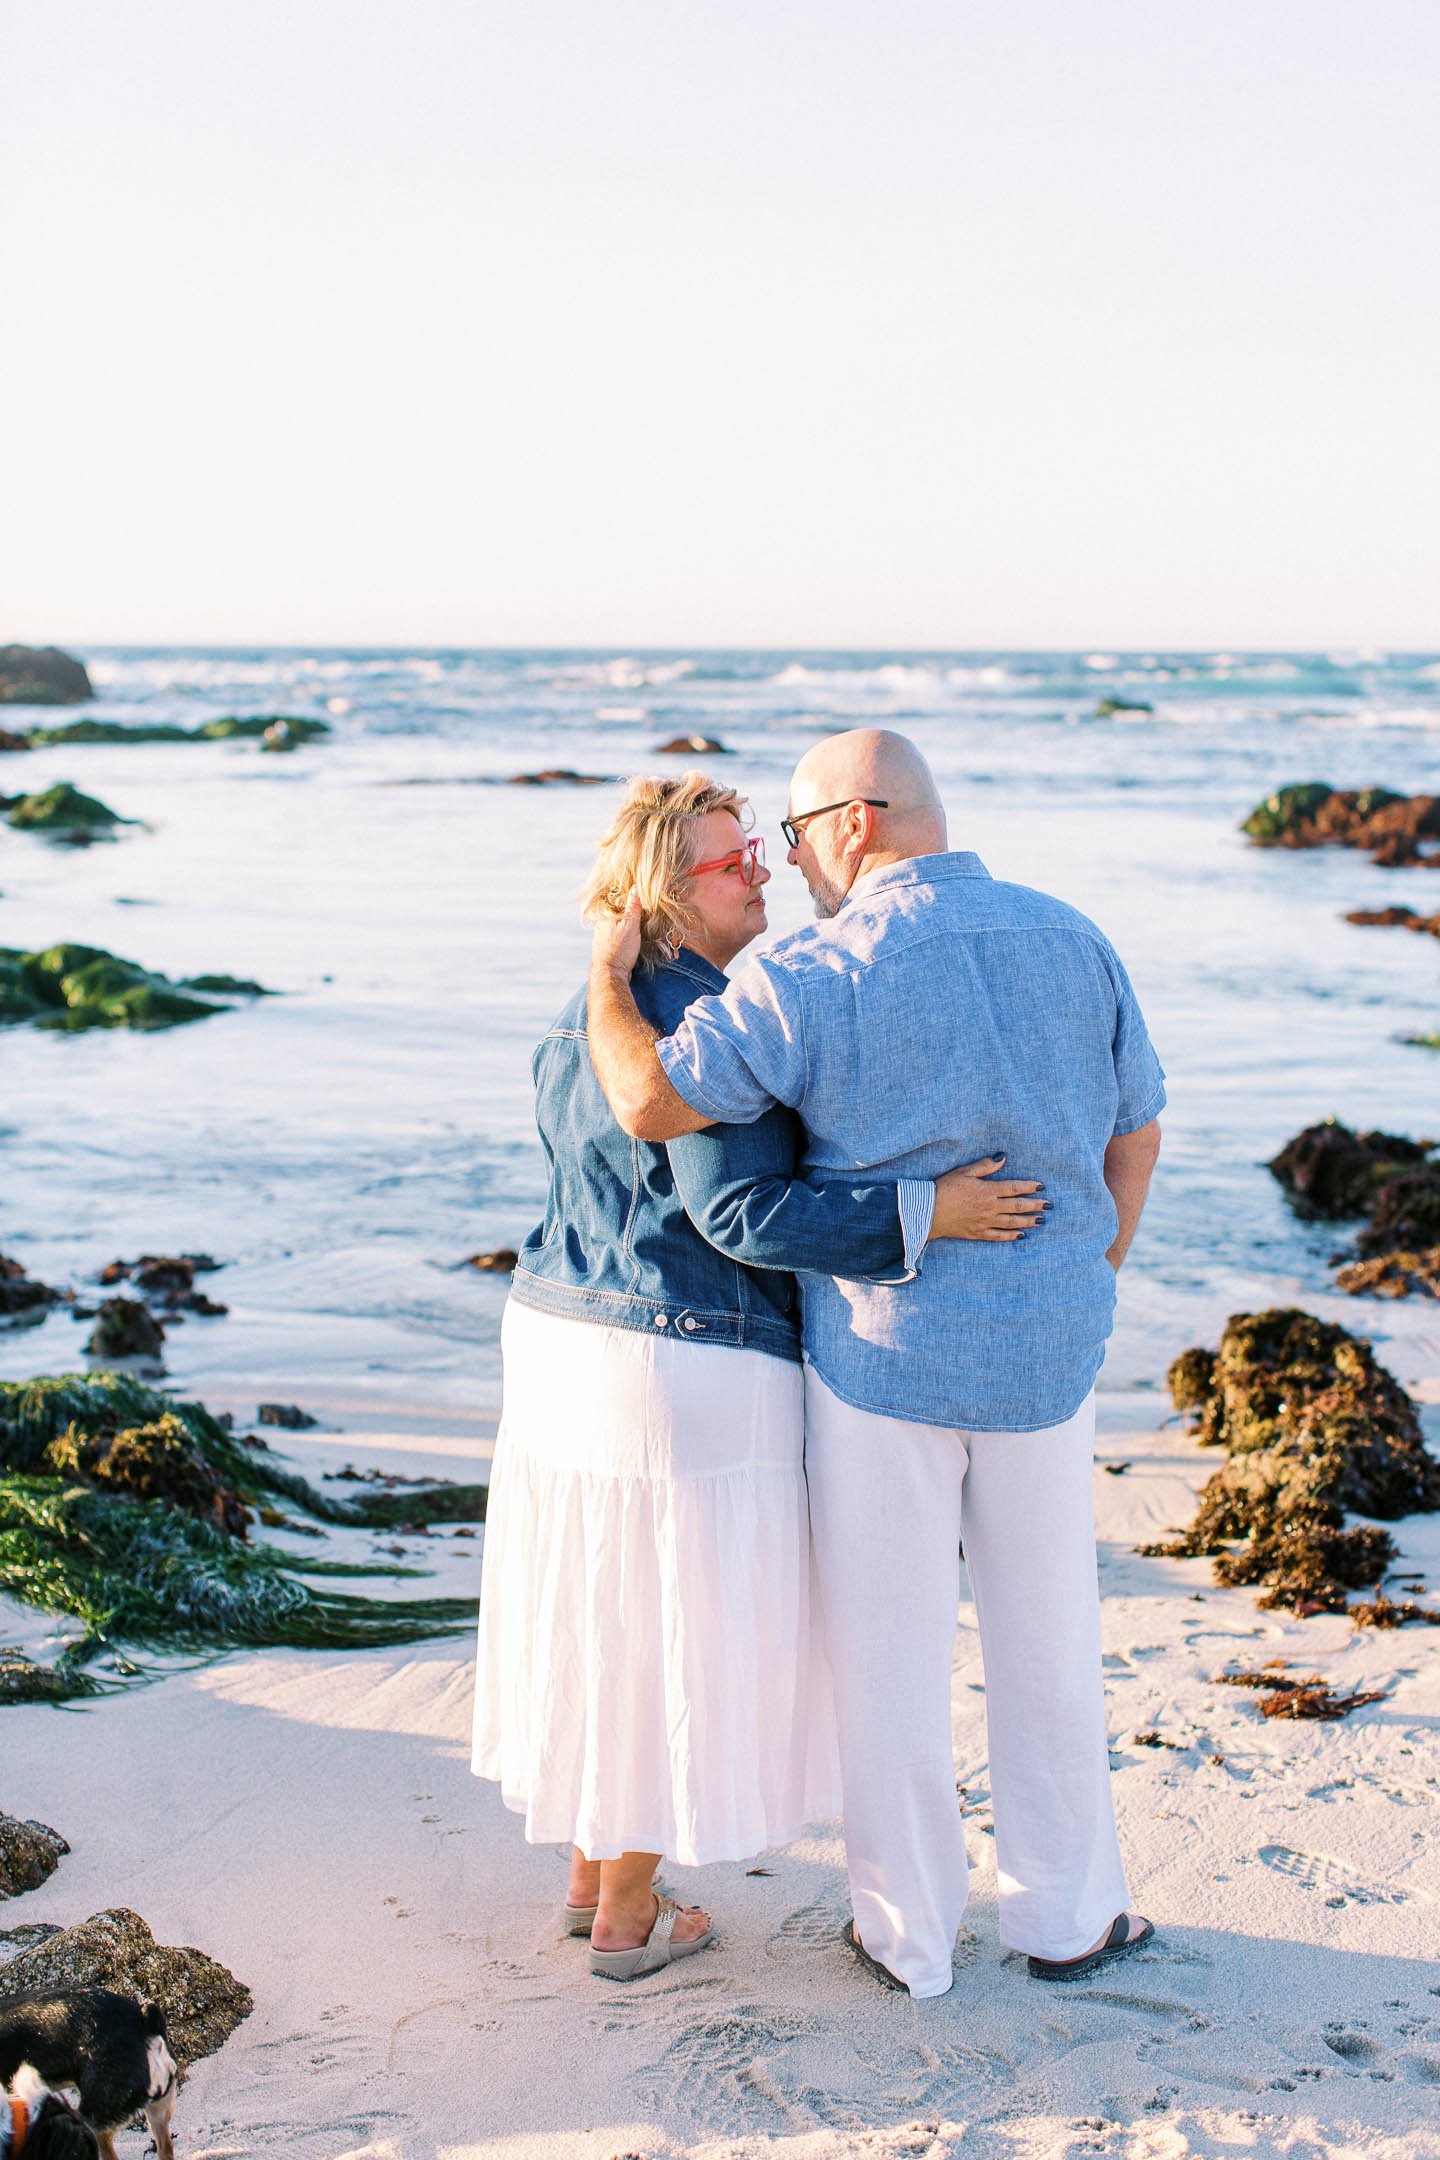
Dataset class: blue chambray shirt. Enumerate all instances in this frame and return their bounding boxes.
[655,852,1167,1433]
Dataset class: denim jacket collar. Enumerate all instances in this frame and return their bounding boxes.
[841,851,991,913]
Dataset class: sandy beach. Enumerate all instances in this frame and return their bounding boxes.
[7,1384,1440,2160]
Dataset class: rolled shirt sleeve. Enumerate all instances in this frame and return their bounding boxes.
[897,1176,936,1273]
[1106,946,1167,1135]
[655,952,809,1125]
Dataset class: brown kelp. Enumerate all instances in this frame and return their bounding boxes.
[0,944,271,1031]
[1142,1309,1440,1613]
[0,1372,484,1697]
[1241,784,1440,865]
[1269,1120,1440,1300]
[1212,1662,1388,1720]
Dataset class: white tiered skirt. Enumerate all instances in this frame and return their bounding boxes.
[471,1298,839,1866]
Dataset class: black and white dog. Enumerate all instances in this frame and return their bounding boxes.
[0,1995,176,2160]
[2,2063,100,2160]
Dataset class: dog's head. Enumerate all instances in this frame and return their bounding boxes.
[7,2065,100,2160]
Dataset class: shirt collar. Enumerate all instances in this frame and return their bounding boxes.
[841,850,991,910]
[664,945,730,992]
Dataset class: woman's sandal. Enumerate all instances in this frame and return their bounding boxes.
[560,1901,599,1938]
[589,1894,715,1981]
[1028,1913,1154,1983]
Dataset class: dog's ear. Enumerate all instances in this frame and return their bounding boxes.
[31,2100,102,2160]
[141,2000,169,2039]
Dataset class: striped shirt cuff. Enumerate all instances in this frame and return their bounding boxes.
[897,1177,936,1274]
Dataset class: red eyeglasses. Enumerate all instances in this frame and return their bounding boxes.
[689,836,766,883]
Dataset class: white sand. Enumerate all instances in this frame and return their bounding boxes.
[7,1399,1440,2160]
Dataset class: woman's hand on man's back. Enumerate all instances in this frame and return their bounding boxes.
[930,1158,1047,1243]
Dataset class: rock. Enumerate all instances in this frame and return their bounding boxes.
[506,768,610,786]
[27,719,194,745]
[0,729,31,753]
[655,733,730,754]
[0,943,268,1032]
[3,782,127,842]
[179,974,270,996]
[1268,1119,1430,1220]
[0,1651,79,1705]
[196,714,329,744]
[1403,1029,1440,1050]
[1094,696,1152,717]
[0,646,93,707]
[466,1248,518,1273]
[0,1908,252,2071]
[0,1255,62,1323]
[45,1411,249,1535]
[1345,905,1440,939]
[0,1817,69,1898]
[257,1401,317,1429]
[1241,783,1440,864]
[1269,1121,1440,1301]
[84,1297,165,1362]
[1335,1249,1440,1298]
[1142,1308,1440,1612]
[23,713,329,749]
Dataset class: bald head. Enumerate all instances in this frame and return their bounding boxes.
[790,729,945,839]
[785,729,948,917]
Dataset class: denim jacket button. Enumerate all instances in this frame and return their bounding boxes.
[652,1312,668,1328]
[681,1315,700,1332]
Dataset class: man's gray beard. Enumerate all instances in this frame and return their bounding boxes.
[808,867,846,919]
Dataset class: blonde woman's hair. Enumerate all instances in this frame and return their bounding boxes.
[581,770,750,969]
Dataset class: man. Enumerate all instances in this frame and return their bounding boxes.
[587,728,1165,1998]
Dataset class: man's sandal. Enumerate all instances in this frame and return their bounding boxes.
[589,1894,715,1981]
[841,1919,907,1992]
[1028,1913,1154,1983]
[560,1900,599,1938]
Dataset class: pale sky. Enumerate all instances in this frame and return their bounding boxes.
[4,1,1437,650]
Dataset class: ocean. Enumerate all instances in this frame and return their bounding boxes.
[3,647,1438,1446]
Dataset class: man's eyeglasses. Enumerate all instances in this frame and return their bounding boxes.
[780,799,889,849]
[689,836,767,884]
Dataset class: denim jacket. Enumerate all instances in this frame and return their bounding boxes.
[510,948,920,1362]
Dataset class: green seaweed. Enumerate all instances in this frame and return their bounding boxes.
[1242,782,1334,842]
[4,782,126,835]
[0,944,269,1031]
[0,1373,484,1695]
[24,714,330,749]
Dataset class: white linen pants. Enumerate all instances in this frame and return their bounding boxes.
[805,1369,1127,1998]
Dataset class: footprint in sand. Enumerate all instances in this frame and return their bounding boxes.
[1259,1845,1414,1906]
[631,2001,821,2133]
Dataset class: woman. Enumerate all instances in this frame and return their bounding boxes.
[471,773,1043,1980]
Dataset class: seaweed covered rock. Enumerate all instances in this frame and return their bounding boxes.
[1095,695,1152,717]
[45,1412,248,1536]
[1242,783,1440,865]
[0,1373,483,1678]
[656,733,730,754]
[1269,1121,1440,1300]
[100,1254,228,1315]
[84,1298,165,1363]
[0,1817,69,1897]
[506,768,610,786]
[25,713,329,749]
[0,728,31,753]
[3,782,128,842]
[1144,1309,1440,1611]
[1345,905,1440,939]
[466,1248,517,1274]
[0,647,93,707]
[1268,1119,1430,1220]
[0,1909,251,2070]
[1336,1250,1440,1298]
[0,944,268,1031]
[0,1649,86,1705]
[0,1257,62,1324]
[195,714,329,744]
